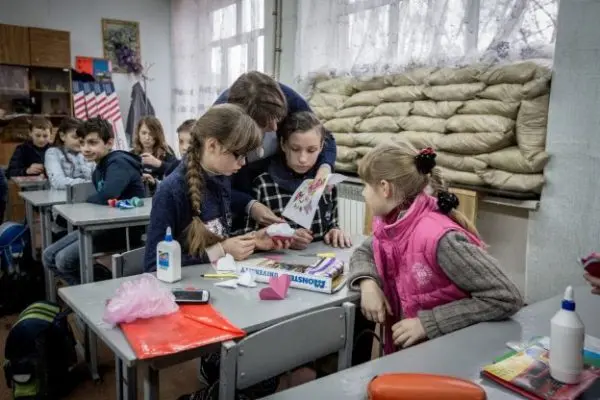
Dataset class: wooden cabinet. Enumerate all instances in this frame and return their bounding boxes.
[0,24,30,65]
[29,27,71,68]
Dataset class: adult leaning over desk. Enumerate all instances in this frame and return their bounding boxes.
[214,71,337,230]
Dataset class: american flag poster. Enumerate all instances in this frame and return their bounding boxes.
[72,81,87,120]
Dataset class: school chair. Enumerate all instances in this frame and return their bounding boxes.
[218,302,356,399]
[448,187,479,227]
[111,247,145,278]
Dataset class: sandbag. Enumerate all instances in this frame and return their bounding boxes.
[380,86,425,102]
[337,146,358,162]
[477,169,545,193]
[315,77,355,96]
[475,146,549,174]
[446,115,515,133]
[332,132,357,147]
[425,65,485,85]
[423,83,486,101]
[436,152,487,172]
[335,106,374,119]
[353,133,399,147]
[516,95,549,159]
[457,100,520,119]
[477,62,539,85]
[355,146,373,156]
[477,84,523,102]
[411,101,463,119]
[438,167,485,186]
[522,77,550,99]
[310,93,349,109]
[352,76,387,91]
[353,132,443,149]
[436,131,515,155]
[344,90,383,107]
[370,102,413,117]
[323,117,361,133]
[384,68,437,86]
[356,116,400,133]
[313,106,337,121]
[397,116,446,133]
[335,161,357,173]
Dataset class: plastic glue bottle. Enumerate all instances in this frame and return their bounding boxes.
[549,285,585,384]
[156,227,181,283]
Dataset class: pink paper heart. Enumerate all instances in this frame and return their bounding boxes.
[259,274,291,300]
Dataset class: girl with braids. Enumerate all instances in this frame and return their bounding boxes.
[347,141,523,355]
[143,104,288,273]
[44,117,94,190]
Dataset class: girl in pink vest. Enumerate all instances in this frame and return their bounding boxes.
[348,142,523,355]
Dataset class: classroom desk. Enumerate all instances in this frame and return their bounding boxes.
[58,236,364,400]
[11,176,49,191]
[19,189,66,264]
[263,287,600,400]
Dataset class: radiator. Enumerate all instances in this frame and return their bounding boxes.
[338,182,367,235]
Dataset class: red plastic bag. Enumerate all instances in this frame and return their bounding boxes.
[121,304,245,359]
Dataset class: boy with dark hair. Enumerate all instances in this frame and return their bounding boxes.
[42,117,145,285]
[164,118,196,177]
[6,116,52,178]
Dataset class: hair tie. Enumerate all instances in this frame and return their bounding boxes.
[415,147,436,175]
[437,191,459,214]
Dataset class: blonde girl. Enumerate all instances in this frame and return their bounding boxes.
[347,141,523,354]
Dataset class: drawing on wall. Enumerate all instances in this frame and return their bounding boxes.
[102,19,142,74]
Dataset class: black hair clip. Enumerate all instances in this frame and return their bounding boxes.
[415,147,437,175]
[437,191,459,214]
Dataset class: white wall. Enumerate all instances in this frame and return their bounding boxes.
[0,0,172,143]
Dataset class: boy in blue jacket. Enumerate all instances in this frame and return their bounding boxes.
[214,71,337,231]
[42,117,145,285]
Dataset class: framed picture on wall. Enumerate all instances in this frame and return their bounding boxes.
[101,18,142,74]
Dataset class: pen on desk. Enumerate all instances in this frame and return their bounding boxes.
[201,273,238,279]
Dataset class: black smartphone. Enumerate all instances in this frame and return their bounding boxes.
[172,289,210,304]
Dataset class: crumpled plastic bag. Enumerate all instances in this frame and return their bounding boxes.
[103,273,179,326]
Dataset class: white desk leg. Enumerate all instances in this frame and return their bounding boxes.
[143,366,159,400]
[40,207,55,302]
[25,201,37,260]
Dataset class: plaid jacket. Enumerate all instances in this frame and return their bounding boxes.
[246,172,339,240]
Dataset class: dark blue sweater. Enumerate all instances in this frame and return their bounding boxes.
[214,82,337,210]
[6,141,49,178]
[87,150,146,205]
[143,162,240,272]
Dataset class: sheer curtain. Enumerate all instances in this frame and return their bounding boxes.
[171,0,265,148]
[294,0,557,88]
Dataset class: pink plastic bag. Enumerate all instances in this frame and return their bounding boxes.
[103,273,179,326]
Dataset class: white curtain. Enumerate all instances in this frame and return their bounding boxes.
[294,0,558,88]
[171,0,265,149]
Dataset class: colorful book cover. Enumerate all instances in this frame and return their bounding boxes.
[482,345,600,400]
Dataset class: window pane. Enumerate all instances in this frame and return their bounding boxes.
[347,5,389,65]
[228,44,248,84]
[242,0,265,33]
[257,35,264,72]
[211,47,222,76]
[212,4,237,41]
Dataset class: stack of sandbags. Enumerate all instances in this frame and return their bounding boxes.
[309,61,551,194]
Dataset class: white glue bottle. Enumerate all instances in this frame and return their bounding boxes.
[550,285,585,384]
[156,227,182,283]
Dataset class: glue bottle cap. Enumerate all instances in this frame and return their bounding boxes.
[561,285,575,311]
[165,227,173,242]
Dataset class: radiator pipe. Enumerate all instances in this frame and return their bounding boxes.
[272,0,283,80]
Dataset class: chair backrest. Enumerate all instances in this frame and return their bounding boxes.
[218,302,355,398]
[111,247,145,278]
[66,182,95,204]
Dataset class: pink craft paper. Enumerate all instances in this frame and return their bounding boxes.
[259,274,291,300]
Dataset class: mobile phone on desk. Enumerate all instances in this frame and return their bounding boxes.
[172,289,210,304]
[580,254,600,278]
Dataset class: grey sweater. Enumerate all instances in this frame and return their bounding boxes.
[45,147,94,190]
[348,232,524,339]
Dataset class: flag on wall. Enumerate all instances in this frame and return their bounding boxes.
[82,82,98,118]
[72,81,87,120]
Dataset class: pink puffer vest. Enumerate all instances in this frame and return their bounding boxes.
[372,193,482,354]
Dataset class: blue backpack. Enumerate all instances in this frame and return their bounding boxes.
[0,222,29,274]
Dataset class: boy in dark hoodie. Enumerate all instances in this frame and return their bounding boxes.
[42,117,145,285]
[6,116,51,178]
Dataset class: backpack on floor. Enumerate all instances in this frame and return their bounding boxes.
[0,222,29,274]
[3,301,78,399]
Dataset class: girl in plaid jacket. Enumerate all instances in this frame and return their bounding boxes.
[246,111,351,249]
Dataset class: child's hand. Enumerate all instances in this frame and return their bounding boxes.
[359,279,391,324]
[254,229,292,251]
[27,163,44,175]
[291,228,313,250]
[142,173,155,185]
[222,234,255,260]
[324,228,352,248]
[391,318,426,348]
[250,202,285,226]
[141,153,162,168]
[584,273,600,295]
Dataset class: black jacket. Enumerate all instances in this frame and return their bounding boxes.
[87,151,146,205]
[6,141,49,178]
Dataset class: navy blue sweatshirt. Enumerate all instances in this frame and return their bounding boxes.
[143,161,242,272]
[87,150,146,205]
[6,141,49,178]
[214,82,337,210]
[140,147,178,181]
